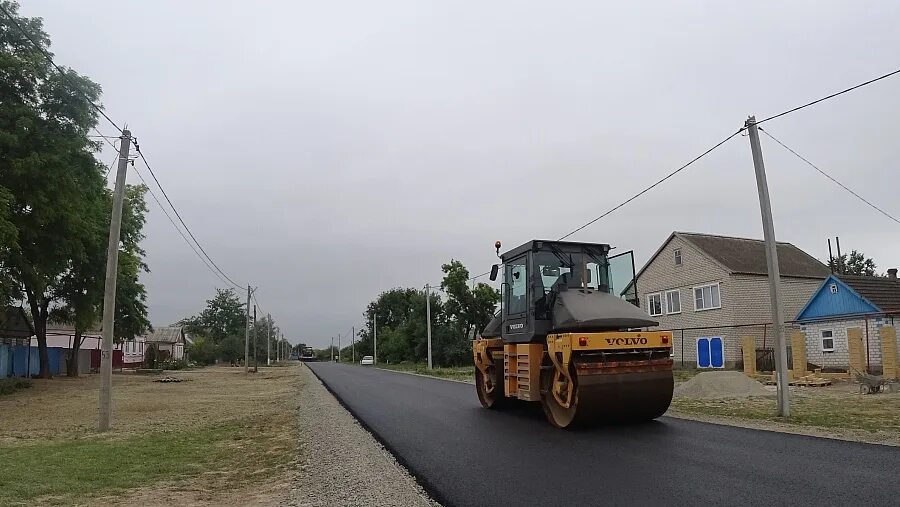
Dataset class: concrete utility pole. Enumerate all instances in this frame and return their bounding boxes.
[244,285,251,373]
[426,284,433,370]
[267,313,271,366]
[352,326,355,363]
[746,116,790,417]
[373,313,378,365]
[98,129,132,432]
[338,333,341,362]
[331,336,334,361]
[253,305,258,373]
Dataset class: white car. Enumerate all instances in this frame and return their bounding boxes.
[360,355,375,365]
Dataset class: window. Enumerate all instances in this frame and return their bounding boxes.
[821,330,835,352]
[647,293,663,316]
[506,259,527,315]
[694,283,721,311]
[665,290,681,314]
[673,248,682,266]
[830,283,838,294]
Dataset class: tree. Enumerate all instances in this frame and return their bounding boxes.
[439,260,499,364]
[1,1,110,377]
[829,249,877,276]
[179,288,249,364]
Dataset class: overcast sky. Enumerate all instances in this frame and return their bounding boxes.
[25,1,900,347]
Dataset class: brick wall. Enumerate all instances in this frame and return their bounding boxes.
[801,317,890,371]
[636,235,732,365]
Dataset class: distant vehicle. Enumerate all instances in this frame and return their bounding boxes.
[299,347,316,362]
[360,355,375,365]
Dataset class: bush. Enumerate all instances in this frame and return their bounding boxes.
[0,379,32,396]
[158,358,191,371]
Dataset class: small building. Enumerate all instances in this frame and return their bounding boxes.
[796,271,900,372]
[1,307,36,378]
[635,232,830,368]
[144,326,187,361]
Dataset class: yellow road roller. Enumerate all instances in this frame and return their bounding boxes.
[472,240,673,428]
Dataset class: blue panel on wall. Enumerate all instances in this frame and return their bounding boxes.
[0,344,9,377]
[697,338,711,368]
[796,275,880,321]
[710,337,724,368]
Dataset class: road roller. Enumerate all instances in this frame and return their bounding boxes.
[472,239,673,428]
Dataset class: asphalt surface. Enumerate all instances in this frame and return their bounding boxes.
[307,362,899,507]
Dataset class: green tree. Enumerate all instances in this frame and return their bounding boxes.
[49,184,151,376]
[439,260,499,364]
[180,288,246,343]
[1,1,111,377]
[829,249,877,276]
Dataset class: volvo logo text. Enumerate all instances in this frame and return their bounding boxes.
[605,337,648,346]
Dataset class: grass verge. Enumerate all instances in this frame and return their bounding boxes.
[670,390,900,434]
[0,378,32,396]
[378,363,474,382]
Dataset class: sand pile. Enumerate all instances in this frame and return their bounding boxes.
[674,371,771,399]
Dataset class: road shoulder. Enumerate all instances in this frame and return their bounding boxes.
[291,364,436,507]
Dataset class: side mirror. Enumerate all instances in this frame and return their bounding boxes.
[489,264,499,281]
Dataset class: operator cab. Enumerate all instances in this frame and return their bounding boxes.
[486,240,643,344]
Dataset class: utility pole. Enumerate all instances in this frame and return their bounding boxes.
[746,116,790,417]
[244,285,251,373]
[331,337,334,361]
[98,129,131,432]
[426,283,433,370]
[253,305,258,373]
[373,313,378,365]
[338,333,341,362]
[352,326,355,363]
[267,313,271,366]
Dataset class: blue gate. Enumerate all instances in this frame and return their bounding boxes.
[697,337,724,368]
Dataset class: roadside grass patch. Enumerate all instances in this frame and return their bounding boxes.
[0,378,32,396]
[378,363,474,382]
[670,391,900,433]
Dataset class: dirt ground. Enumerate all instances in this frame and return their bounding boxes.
[0,365,301,506]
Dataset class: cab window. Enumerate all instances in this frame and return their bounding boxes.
[506,259,527,315]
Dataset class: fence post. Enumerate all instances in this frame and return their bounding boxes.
[880,326,898,380]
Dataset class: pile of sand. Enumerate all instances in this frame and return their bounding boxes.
[674,371,771,399]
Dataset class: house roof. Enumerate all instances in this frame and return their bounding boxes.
[146,326,183,344]
[0,307,34,339]
[637,232,830,280]
[837,275,900,312]
[45,322,103,336]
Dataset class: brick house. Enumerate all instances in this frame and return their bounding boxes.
[796,272,900,373]
[635,232,830,367]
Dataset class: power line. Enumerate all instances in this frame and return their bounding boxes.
[0,3,123,133]
[132,140,244,289]
[131,165,236,287]
[558,128,745,241]
[758,67,900,125]
[759,127,900,226]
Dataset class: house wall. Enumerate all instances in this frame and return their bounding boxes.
[636,235,733,366]
[637,236,827,368]
[802,316,891,371]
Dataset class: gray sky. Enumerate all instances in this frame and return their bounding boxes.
[26,1,900,347]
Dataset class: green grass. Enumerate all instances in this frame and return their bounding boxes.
[671,393,900,433]
[378,363,475,382]
[0,378,32,396]
[0,422,247,506]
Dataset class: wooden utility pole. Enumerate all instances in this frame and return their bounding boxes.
[253,305,258,373]
[267,313,271,366]
[426,284,433,369]
[244,285,251,373]
[98,129,131,432]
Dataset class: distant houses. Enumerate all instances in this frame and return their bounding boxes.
[2,310,189,377]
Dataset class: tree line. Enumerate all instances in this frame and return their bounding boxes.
[179,288,288,366]
[0,2,151,377]
[323,260,499,366]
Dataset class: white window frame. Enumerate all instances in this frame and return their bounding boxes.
[665,289,681,315]
[693,283,722,311]
[673,248,682,266]
[647,292,663,317]
[820,329,835,353]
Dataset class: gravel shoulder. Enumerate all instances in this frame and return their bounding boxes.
[291,364,436,507]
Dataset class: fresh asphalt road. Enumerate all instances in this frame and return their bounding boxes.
[307,362,898,507]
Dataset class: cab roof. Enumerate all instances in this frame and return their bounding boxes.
[500,240,612,262]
